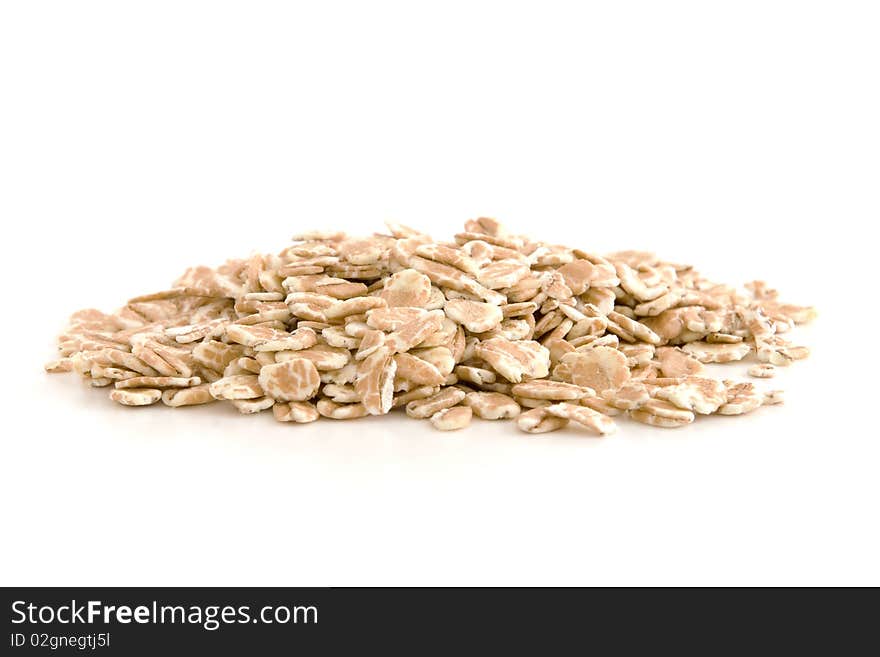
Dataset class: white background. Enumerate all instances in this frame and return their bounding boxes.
[1,1,877,585]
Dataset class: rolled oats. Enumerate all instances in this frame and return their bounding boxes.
[554,347,629,394]
[630,399,695,428]
[380,269,432,307]
[324,296,387,321]
[515,396,552,409]
[545,402,617,435]
[430,406,472,431]
[410,346,455,377]
[276,344,351,370]
[392,385,440,408]
[681,341,752,364]
[444,299,503,334]
[511,380,592,401]
[475,338,550,383]
[579,395,623,417]
[46,217,815,438]
[273,401,320,423]
[385,310,445,354]
[748,363,776,379]
[209,375,264,400]
[258,359,321,402]
[109,388,162,406]
[393,352,446,386]
[405,387,466,419]
[162,384,215,407]
[355,347,397,415]
[454,365,497,386]
[653,376,727,415]
[717,382,764,416]
[316,399,369,420]
[516,407,569,434]
[464,392,521,420]
[115,376,200,389]
[605,382,650,410]
[655,346,705,378]
[231,397,275,414]
[477,260,531,290]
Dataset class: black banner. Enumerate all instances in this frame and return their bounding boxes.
[1,587,869,653]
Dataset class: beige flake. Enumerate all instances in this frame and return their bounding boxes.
[681,341,751,364]
[115,376,200,389]
[416,244,480,276]
[192,340,246,372]
[406,387,466,419]
[109,388,162,406]
[277,344,350,370]
[634,290,682,317]
[705,332,743,344]
[630,399,695,428]
[337,238,388,265]
[324,296,387,320]
[316,399,369,419]
[162,384,215,407]
[259,359,321,402]
[477,260,531,290]
[313,279,369,300]
[475,338,550,383]
[444,299,504,333]
[655,346,705,378]
[516,407,569,434]
[654,376,727,414]
[579,396,623,416]
[515,396,552,409]
[91,365,139,381]
[385,310,445,354]
[321,326,361,350]
[748,363,776,378]
[392,385,440,408]
[454,365,497,386]
[231,397,275,414]
[511,380,592,401]
[501,302,539,318]
[616,263,667,301]
[273,401,320,423]
[619,343,654,368]
[545,402,616,435]
[355,329,386,360]
[236,357,262,374]
[717,382,764,415]
[321,384,360,404]
[380,269,433,307]
[556,260,595,295]
[430,406,472,431]
[44,358,74,373]
[605,382,650,410]
[554,347,629,393]
[254,327,318,352]
[355,348,397,415]
[94,349,159,377]
[209,375,264,400]
[408,346,454,378]
[365,307,426,331]
[464,392,521,419]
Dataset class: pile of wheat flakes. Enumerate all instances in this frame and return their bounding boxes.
[45,218,815,435]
